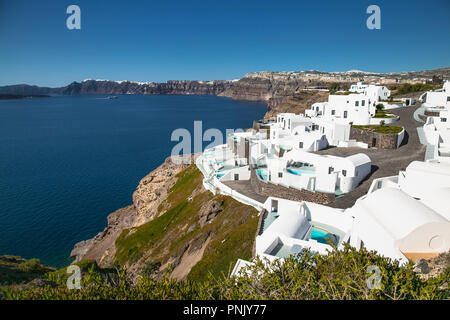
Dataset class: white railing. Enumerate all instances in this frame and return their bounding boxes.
[196,155,263,210]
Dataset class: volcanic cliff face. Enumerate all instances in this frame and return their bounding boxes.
[70,154,259,283]
[60,80,235,96]
[219,71,372,109]
[218,68,450,108]
[70,154,196,268]
[263,90,330,120]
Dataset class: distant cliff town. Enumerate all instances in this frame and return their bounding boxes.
[0,67,448,109]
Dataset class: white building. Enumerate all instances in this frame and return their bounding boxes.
[367,160,450,220]
[232,197,353,275]
[349,187,450,263]
[255,149,371,194]
[349,82,391,102]
[306,92,396,125]
[364,84,391,102]
[267,113,351,151]
[231,162,450,277]
[350,160,450,262]
[424,80,450,109]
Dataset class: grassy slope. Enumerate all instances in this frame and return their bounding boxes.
[114,164,259,282]
[352,124,403,134]
[0,256,55,286]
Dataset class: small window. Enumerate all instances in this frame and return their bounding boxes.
[361,100,365,106]
[299,142,304,148]
[278,172,283,178]
[331,110,335,115]
[328,167,334,174]
[342,170,347,177]
[355,101,359,107]
[447,96,450,102]
[442,118,447,122]
[344,111,348,118]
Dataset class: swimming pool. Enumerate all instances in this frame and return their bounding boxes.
[311,227,336,245]
[256,169,268,181]
[286,168,315,175]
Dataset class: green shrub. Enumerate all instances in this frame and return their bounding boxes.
[2,245,448,300]
[18,259,42,273]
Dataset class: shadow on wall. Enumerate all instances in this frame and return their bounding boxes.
[399,130,409,147]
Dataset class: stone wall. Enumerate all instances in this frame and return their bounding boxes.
[349,126,402,149]
[249,167,335,205]
[424,110,440,117]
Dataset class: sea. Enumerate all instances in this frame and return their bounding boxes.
[0,94,267,267]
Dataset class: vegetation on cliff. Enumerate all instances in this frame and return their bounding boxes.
[0,256,55,286]
[2,246,448,300]
[114,164,259,282]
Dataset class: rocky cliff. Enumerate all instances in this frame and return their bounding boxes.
[60,79,235,95]
[263,90,330,120]
[70,155,258,282]
[1,68,448,105]
[70,154,196,268]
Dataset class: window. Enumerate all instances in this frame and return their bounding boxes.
[355,101,359,107]
[278,172,283,178]
[447,96,450,102]
[442,118,447,122]
[331,110,335,115]
[328,167,334,174]
[299,142,303,148]
[344,111,348,118]
[342,170,347,177]
[361,100,365,106]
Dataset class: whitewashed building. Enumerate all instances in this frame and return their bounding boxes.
[231,162,450,277]
[424,80,450,109]
[349,82,391,102]
[255,149,371,194]
[307,93,385,125]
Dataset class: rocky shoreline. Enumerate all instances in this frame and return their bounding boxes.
[70,154,197,268]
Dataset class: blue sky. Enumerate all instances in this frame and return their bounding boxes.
[0,0,449,87]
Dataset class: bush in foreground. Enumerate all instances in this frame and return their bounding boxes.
[1,245,448,300]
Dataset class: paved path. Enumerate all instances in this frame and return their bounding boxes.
[315,103,426,208]
[222,180,268,203]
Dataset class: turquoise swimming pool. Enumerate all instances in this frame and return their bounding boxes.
[256,169,268,181]
[311,227,336,245]
[286,168,315,175]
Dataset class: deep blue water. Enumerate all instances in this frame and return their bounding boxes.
[0,95,266,267]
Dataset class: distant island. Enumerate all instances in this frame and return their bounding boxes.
[0,94,50,100]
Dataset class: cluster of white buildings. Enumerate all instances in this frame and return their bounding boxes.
[194,81,450,276]
[306,82,400,125]
[422,81,450,162]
